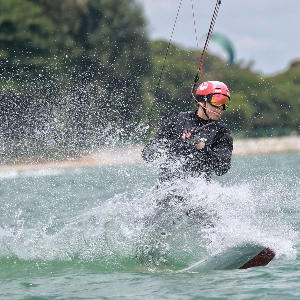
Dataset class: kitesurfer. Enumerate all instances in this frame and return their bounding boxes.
[142,81,233,184]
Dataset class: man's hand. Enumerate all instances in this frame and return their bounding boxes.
[195,141,205,150]
[182,129,205,149]
[181,129,194,140]
[181,125,218,150]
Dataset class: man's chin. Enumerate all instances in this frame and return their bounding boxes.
[210,111,224,120]
[209,115,221,121]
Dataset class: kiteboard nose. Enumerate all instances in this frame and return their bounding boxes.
[239,247,276,269]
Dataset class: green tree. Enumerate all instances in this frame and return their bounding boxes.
[0,0,152,160]
[0,0,58,61]
[145,40,299,137]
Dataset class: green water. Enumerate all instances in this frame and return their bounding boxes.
[0,153,300,299]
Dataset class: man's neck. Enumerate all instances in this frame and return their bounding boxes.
[197,105,209,120]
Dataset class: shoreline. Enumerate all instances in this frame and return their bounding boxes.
[232,135,300,156]
[0,136,299,173]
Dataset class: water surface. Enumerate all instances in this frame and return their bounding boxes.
[1,153,299,299]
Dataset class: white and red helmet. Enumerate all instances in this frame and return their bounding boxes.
[196,81,230,98]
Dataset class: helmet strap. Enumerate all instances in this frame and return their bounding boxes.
[198,99,210,120]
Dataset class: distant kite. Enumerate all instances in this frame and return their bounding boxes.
[210,32,235,67]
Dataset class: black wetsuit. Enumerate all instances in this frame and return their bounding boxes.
[142,111,233,183]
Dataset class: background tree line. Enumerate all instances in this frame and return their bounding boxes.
[0,0,299,162]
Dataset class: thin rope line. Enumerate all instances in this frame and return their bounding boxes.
[147,0,183,127]
[198,0,221,81]
[153,0,183,99]
[191,0,221,101]
[191,0,201,66]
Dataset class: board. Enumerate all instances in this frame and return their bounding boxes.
[183,244,275,272]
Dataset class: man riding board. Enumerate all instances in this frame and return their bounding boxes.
[142,81,233,184]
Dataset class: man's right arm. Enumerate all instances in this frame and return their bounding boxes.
[142,115,178,162]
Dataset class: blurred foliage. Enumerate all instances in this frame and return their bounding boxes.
[0,0,151,161]
[0,0,299,161]
[147,40,300,138]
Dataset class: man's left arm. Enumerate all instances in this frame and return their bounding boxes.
[203,130,233,176]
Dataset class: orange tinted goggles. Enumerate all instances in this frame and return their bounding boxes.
[208,94,230,110]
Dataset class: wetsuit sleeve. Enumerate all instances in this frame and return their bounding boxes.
[142,115,178,162]
[203,129,233,176]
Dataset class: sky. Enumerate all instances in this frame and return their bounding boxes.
[136,0,300,76]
